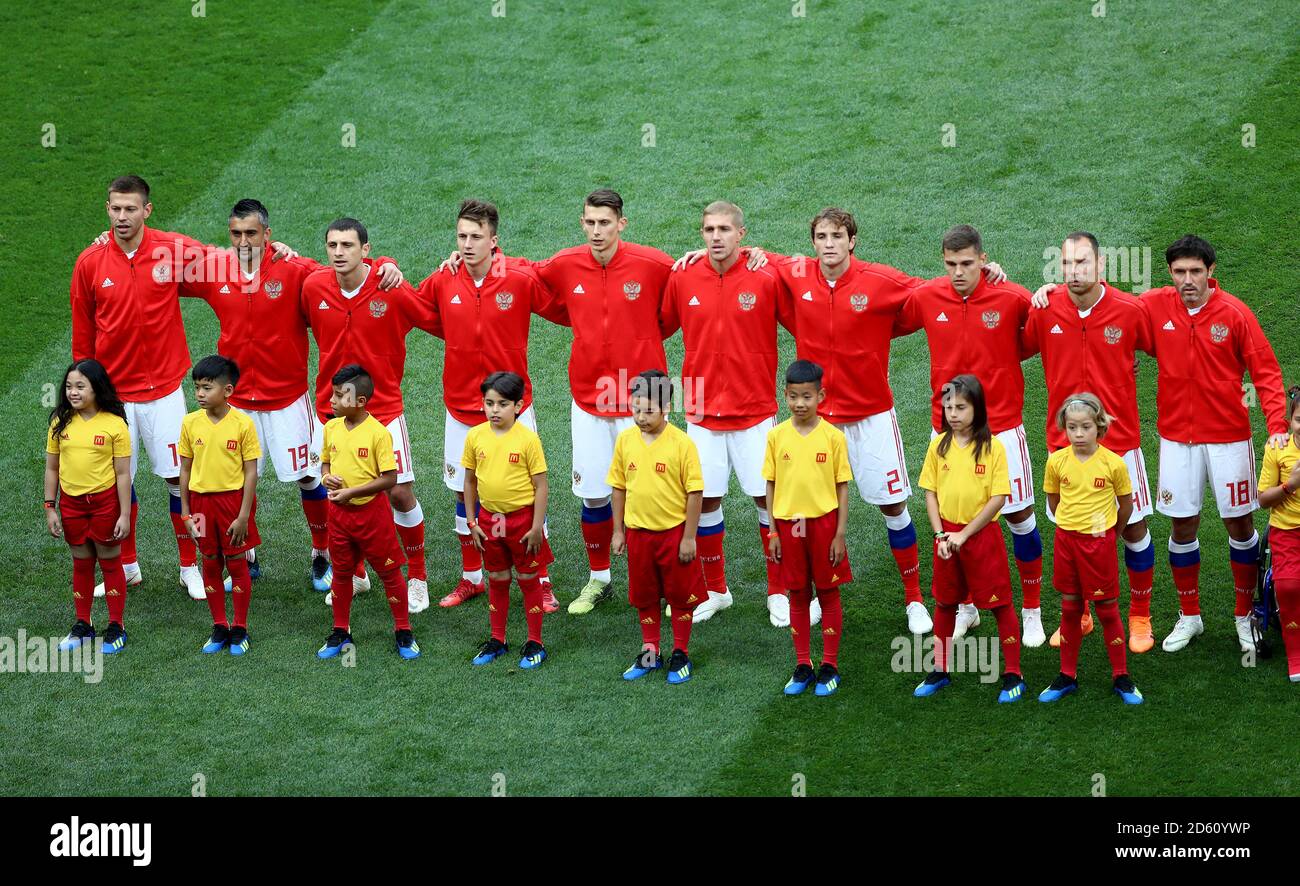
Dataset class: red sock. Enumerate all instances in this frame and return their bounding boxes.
[818,587,843,667]
[933,603,957,671]
[72,556,95,623]
[1231,559,1258,618]
[992,604,1021,675]
[1275,579,1300,677]
[790,586,813,665]
[227,556,252,628]
[581,518,612,572]
[122,500,139,564]
[637,605,660,653]
[891,543,923,605]
[171,509,198,569]
[1127,567,1153,618]
[519,575,544,644]
[758,523,782,596]
[459,531,483,575]
[302,496,329,551]
[696,529,727,594]
[201,556,227,626]
[380,567,410,631]
[1060,597,1084,677]
[396,519,426,582]
[1017,557,1043,610]
[1095,598,1127,678]
[488,577,510,642]
[330,558,355,630]
[99,554,126,625]
[1172,563,1200,615]
[671,606,693,655]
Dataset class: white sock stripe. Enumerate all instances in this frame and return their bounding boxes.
[699,509,724,528]
[883,509,913,531]
[1168,538,1200,553]
[755,506,770,525]
[1123,531,1152,552]
[1008,511,1037,534]
[455,515,469,535]
[1228,532,1260,550]
[393,500,424,528]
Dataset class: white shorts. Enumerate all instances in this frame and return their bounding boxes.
[311,412,416,486]
[124,384,186,480]
[247,392,320,483]
[1156,437,1257,519]
[688,415,774,499]
[835,409,910,506]
[929,424,1034,515]
[443,406,537,493]
[570,400,635,499]
[1047,446,1153,526]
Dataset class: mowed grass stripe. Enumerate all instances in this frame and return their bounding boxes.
[0,0,394,387]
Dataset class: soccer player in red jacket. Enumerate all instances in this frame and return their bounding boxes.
[1140,235,1288,655]
[1022,232,1158,652]
[179,199,405,594]
[896,225,1041,641]
[302,218,439,613]
[526,190,675,615]
[660,200,796,626]
[71,175,225,601]
[417,200,569,611]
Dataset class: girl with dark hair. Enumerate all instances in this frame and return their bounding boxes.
[44,360,132,654]
[914,375,1025,702]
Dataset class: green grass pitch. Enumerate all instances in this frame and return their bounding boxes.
[2,0,1297,796]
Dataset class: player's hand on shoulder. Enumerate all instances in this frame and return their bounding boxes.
[1031,283,1053,309]
[672,249,706,271]
[376,261,405,290]
[438,251,463,274]
[91,230,110,248]
[743,246,768,271]
[269,241,299,262]
[1268,432,1290,450]
[981,261,1007,285]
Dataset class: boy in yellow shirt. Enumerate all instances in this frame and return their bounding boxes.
[45,359,132,654]
[764,360,853,697]
[609,370,706,684]
[463,371,554,670]
[178,356,261,655]
[318,365,420,661]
